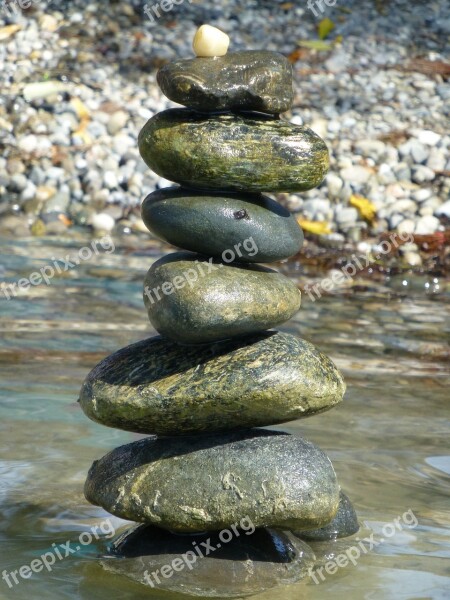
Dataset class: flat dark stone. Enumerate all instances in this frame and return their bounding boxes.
[138,109,329,193]
[294,491,359,541]
[79,331,345,436]
[141,187,303,262]
[157,50,294,114]
[143,252,301,343]
[85,429,340,532]
[101,525,314,597]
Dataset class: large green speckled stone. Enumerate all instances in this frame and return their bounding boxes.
[138,109,329,192]
[157,50,294,114]
[141,187,303,262]
[78,331,345,436]
[85,430,340,532]
[143,252,301,343]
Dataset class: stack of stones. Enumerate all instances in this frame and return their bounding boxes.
[79,26,358,593]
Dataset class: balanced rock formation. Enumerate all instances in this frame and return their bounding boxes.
[80,25,358,595]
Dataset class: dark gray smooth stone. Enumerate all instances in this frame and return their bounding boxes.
[101,525,315,597]
[141,187,303,263]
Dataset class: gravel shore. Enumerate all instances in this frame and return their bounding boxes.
[0,0,449,272]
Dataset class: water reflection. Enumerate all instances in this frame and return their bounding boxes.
[100,525,314,598]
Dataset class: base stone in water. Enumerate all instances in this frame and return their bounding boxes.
[101,524,315,598]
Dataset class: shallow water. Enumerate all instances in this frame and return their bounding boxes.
[0,236,449,600]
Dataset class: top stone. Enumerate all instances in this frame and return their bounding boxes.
[157,50,294,114]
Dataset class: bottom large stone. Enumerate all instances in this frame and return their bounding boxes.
[85,430,339,533]
[101,525,315,598]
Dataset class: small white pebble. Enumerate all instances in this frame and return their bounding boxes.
[91,213,115,233]
[193,25,230,58]
[357,241,372,254]
[417,130,441,146]
[404,251,422,267]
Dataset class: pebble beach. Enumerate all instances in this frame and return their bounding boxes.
[0,0,449,273]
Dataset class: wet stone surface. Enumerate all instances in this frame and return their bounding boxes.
[102,524,315,598]
[141,187,303,263]
[157,50,294,114]
[78,331,345,436]
[138,109,329,192]
[85,429,340,532]
[143,252,301,343]
[294,491,359,541]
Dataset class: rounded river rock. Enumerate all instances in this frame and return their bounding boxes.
[85,429,340,532]
[78,331,345,436]
[157,50,294,114]
[141,187,303,262]
[101,525,315,597]
[143,252,301,343]
[138,109,329,192]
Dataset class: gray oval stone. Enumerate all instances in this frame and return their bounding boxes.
[141,187,303,262]
[157,50,294,114]
[143,252,301,343]
[85,430,340,532]
[78,331,345,436]
[294,491,359,541]
[101,525,315,598]
[138,109,329,193]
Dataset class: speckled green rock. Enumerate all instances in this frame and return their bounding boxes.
[138,109,329,192]
[102,525,315,597]
[157,50,294,114]
[143,252,301,343]
[141,187,303,262]
[78,331,345,436]
[294,491,359,541]
[85,430,340,532]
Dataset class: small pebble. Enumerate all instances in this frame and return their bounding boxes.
[91,212,115,233]
[415,215,440,235]
[403,251,422,267]
[192,25,230,57]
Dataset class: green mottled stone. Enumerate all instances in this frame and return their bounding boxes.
[85,430,340,532]
[143,252,301,343]
[78,331,345,436]
[138,109,329,192]
[141,187,303,262]
[157,50,294,114]
[295,491,359,541]
[102,526,314,597]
